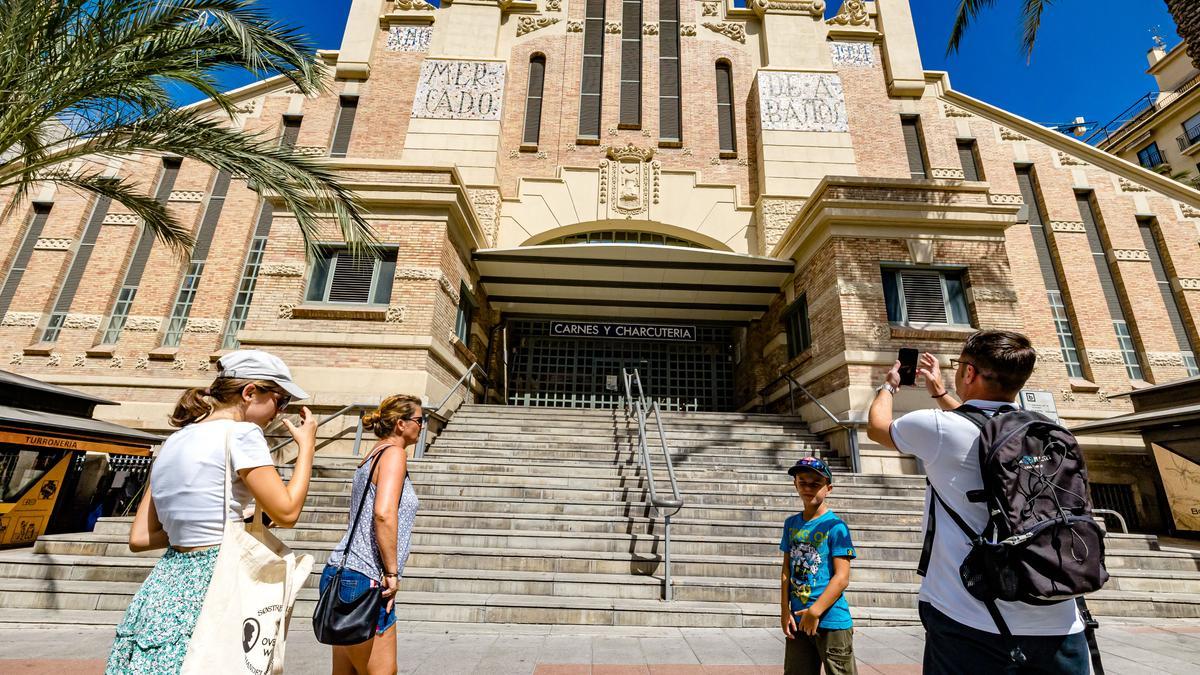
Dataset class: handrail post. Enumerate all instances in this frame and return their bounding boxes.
[352,413,364,456]
[663,514,672,602]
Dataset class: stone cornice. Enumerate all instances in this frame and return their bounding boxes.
[771,176,1020,264]
[748,0,825,18]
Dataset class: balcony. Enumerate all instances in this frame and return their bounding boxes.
[1179,125,1200,153]
[1094,72,1200,147]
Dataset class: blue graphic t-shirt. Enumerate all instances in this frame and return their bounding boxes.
[779,510,856,630]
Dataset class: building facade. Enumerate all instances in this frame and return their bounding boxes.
[4,0,1200,531]
[1096,38,1200,182]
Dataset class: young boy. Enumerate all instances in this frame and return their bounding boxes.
[780,456,858,675]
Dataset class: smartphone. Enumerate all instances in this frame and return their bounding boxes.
[898,348,919,387]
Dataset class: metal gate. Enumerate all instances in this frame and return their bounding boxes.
[506,319,734,411]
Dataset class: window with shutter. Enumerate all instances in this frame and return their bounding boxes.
[1077,191,1144,380]
[101,157,182,344]
[882,268,971,327]
[306,247,396,304]
[43,195,113,342]
[716,61,736,154]
[0,203,52,320]
[578,0,606,139]
[1139,218,1198,375]
[901,116,928,179]
[523,55,546,146]
[162,171,232,347]
[957,140,982,181]
[658,0,681,142]
[456,282,477,343]
[619,0,642,127]
[329,96,358,158]
[221,204,274,349]
[784,295,810,359]
[280,115,301,149]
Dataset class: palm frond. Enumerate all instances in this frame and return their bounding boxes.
[1019,0,1054,61]
[53,170,194,255]
[947,0,998,56]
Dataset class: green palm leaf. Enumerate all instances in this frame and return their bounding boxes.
[947,0,1055,61]
[0,0,374,258]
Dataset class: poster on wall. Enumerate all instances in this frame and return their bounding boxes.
[1152,443,1200,532]
[0,453,71,548]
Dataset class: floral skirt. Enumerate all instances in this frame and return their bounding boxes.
[106,546,219,675]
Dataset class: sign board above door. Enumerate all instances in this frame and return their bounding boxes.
[549,321,697,342]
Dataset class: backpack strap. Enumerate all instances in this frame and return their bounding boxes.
[951,403,989,430]
[1076,597,1105,675]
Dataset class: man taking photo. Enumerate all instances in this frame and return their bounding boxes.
[866,330,1088,674]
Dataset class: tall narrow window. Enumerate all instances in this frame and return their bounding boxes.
[1077,192,1144,380]
[221,204,274,349]
[329,96,358,158]
[1139,218,1199,376]
[578,0,606,139]
[162,171,232,347]
[42,196,112,342]
[0,203,52,320]
[658,0,681,143]
[619,0,642,127]
[715,61,736,155]
[523,55,546,147]
[100,157,181,344]
[957,139,983,181]
[784,294,811,358]
[280,115,302,149]
[1016,166,1084,378]
[901,116,928,179]
[455,282,477,343]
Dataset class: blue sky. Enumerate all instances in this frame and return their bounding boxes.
[210,0,1179,138]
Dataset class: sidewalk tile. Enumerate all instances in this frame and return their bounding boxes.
[0,660,105,675]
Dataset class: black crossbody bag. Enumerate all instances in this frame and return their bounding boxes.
[312,451,385,645]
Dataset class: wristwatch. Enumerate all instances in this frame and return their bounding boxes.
[876,382,898,395]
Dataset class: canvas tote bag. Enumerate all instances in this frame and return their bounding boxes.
[181,430,314,675]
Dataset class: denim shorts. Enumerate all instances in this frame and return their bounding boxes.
[319,564,397,636]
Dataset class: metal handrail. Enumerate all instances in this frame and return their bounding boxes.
[1093,508,1129,534]
[760,372,862,473]
[269,402,378,457]
[414,362,488,458]
[622,368,683,601]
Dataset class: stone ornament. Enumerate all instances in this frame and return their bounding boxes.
[827,0,868,26]
[1180,278,1200,291]
[197,361,211,372]
[605,22,621,34]
[262,262,305,276]
[930,167,965,180]
[567,20,583,32]
[277,303,296,320]
[1111,249,1151,262]
[757,71,848,132]
[395,0,436,9]
[63,314,101,329]
[1118,176,1150,193]
[1,312,39,327]
[8,353,21,365]
[185,318,222,333]
[387,26,432,52]
[172,359,187,370]
[440,276,460,303]
[1057,151,1087,167]
[679,23,697,36]
[603,143,658,217]
[73,354,86,367]
[829,41,873,67]
[293,146,326,156]
[135,357,149,370]
[943,103,971,118]
[651,162,661,204]
[970,287,1018,303]
[988,193,1023,205]
[125,316,161,331]
[395,267,441,281]
[386,305,407,324]
[1178,202,1200,219]
[1050,221,1086,233]
[643,23,659,35]
[517,16,559,36]
[546,0,561,10]
[838,281,883,297]
[110,356,123,369]
[703,22,746,43]
[102,213,141,226]
[1088,350,1125,365]
[34,238,72,250]
[997,127,1028,142]
[702,2,719,16]
[1149,352,1188,367]
[47,354,60,367]
[168,190,204,202]
[412,60,506,121]
[749,0,824,17]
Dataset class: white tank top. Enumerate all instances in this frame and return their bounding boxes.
[150,419,273,547]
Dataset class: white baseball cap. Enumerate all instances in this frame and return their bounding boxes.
[216,350,308,400]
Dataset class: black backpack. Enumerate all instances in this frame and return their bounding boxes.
[917,404,1110,669]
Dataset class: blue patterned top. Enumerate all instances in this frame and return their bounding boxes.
[779,510,856,630]
[328,455,419,582]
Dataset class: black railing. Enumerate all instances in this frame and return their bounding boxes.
[1178,125,1200,152]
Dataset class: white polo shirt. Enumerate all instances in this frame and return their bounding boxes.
[891,399,1084,635]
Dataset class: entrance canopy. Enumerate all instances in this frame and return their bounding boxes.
[474,244,793,322]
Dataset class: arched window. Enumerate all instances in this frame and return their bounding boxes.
[544,230,709,248]
[523,54,546,146]
[715,61,736,155]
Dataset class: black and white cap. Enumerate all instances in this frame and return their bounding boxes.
[216,350,308,400]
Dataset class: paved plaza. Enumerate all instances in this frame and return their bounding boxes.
[3,620,1200,674]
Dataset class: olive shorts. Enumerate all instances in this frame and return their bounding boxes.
[784,627,857,675]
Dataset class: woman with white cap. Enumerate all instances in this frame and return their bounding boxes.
[106,349,317,674]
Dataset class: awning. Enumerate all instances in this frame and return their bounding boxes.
[1071,403,1200,436]
[0,405,163,453]
[474,244,792,322]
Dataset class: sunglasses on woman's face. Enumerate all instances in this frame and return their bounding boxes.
[405,415,426,426]
[273,393,292,410]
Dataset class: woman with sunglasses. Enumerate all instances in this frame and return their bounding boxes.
[108,350,317,673]
[321,394,423,675]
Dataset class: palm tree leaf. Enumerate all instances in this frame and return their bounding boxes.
[53,170,195,255]
[1019,0,1054,61]
[947,0,999,56]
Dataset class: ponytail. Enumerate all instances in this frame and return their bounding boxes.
[364,394,422,438]
[169,386,215,427]
[168,377,287,427]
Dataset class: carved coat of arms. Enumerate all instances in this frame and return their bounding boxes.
[600,143,659,217]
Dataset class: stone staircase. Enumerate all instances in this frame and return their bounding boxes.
[1,403,1199,628]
